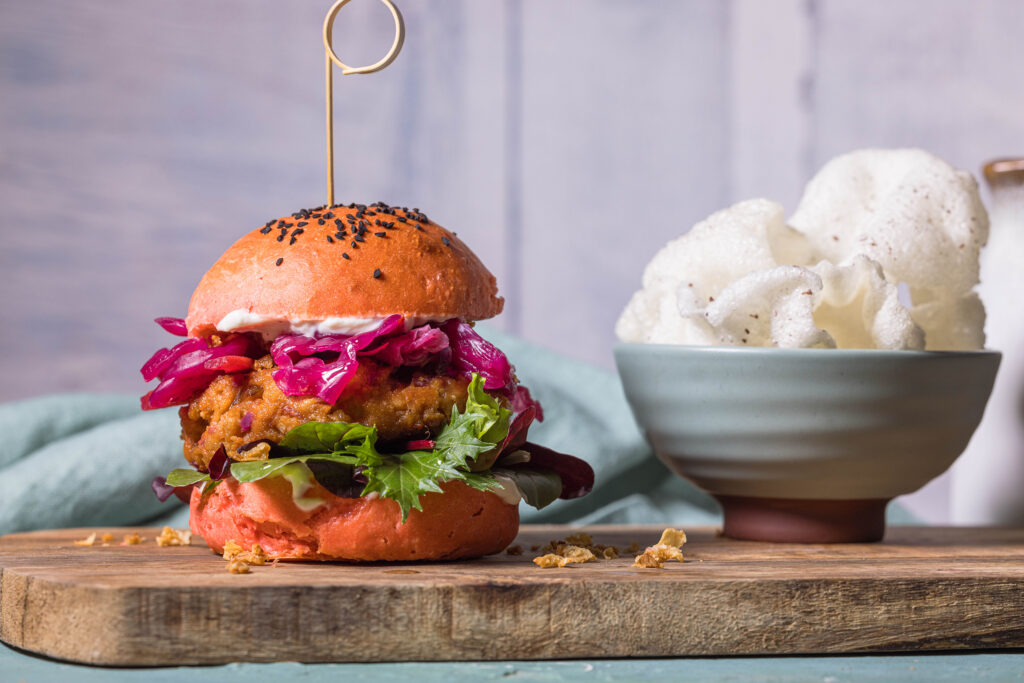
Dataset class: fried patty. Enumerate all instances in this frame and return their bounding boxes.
[181,355,471,471]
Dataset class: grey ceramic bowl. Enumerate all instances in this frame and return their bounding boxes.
[614,344,1001,542]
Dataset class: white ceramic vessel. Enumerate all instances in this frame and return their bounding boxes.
[614,344,1000,542]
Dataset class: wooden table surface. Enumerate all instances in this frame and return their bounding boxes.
[3,525,1024,665]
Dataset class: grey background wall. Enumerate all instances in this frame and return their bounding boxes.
[2,0,1022,520]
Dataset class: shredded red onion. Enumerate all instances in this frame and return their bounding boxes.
[155,317,188,336]
[141,315,543,420]
[140,332,261,410]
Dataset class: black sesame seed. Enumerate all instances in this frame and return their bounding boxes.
[293,228,304,236]
[373,268,382,279]
[351,241,358,248]
[260,226,272,234]
[397,216,407,223]
[375,231,386,237]
[342,252,350,260]
[276,234,285,242]
[335,232,346,239]
[318,219,325,225]
[415,225,424,231]
[324,212,334,219]
[289,236,297,245]
[275,258,284,266]
[441,236,451,246]
[327,235,334,243]
[297,221,307,227]
[355,235,365,243]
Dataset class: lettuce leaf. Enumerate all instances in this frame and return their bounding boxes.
[165,468,211,487]
[436,373,511,472]
[158,373,524,522]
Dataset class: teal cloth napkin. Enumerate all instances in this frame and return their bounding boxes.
[0,329,727,535]
[0,329,918,534]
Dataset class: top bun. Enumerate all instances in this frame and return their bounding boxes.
[187,203,503,336]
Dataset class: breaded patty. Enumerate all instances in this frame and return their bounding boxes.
[181,355,471,471]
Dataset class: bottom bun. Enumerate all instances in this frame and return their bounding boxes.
[189,477,519,561]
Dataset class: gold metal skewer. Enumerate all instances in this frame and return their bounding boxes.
[323,0,405,207]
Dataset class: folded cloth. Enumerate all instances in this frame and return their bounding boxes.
[0,329,914,535]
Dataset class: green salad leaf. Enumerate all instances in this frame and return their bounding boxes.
[165,468,211,487]
[157,373,571,519]
[222,373,511,521]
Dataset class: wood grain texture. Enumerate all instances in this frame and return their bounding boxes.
[3,525,1024,665]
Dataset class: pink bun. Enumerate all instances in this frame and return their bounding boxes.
[189,477,519,561]
[186,205,503,337]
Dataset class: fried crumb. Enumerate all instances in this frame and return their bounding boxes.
[245,543,268,566]
[121,533,144,546]
[633,528,687,569]
[222,539,245,561]
[657,528,687,547]
[227,558,252,574]
[533,554,564,568]
[528,532,631,566]
[156,526,192,547]
[100,533,114,546]
[563,532,593,547]
[223,539,267,572]
[532,544,596,568]
[626,541,642,554]
[73,533,97,547]
[506,544,523,556]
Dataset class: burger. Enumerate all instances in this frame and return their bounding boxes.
[143,202,593,561]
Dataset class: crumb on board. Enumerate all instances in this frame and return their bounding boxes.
[156,526,192,547]
[563,532,593,547]
[227,558,252,574]
[632,528,687,569]
[506,544,523,556]
[73,533,97,547]
[528,528,687,569]
[533,545,596,568]
[121,533,144,546]
[223,539,268,573]
[100,533,114,546]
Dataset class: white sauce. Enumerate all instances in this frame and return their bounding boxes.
[215,310,438,340]
[491,473,524,506]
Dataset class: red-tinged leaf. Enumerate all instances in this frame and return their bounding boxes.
[515,442,594,500]
[208,445,231,480]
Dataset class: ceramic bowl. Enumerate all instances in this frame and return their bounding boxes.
[614,344,1001,543]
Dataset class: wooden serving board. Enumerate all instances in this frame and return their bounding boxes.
[3,525,1024,665]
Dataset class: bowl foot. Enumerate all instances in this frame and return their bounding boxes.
[714,495,889,543]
